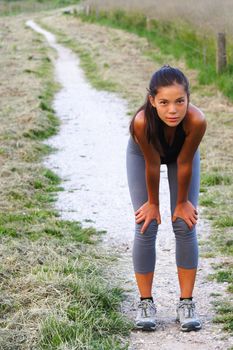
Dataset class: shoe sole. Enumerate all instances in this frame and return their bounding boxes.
[176,318,202,332]
[135,321,156,331]
[180,324,202,332]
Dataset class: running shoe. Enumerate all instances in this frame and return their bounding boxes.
[135,299,157,331]
[176,299,202,332]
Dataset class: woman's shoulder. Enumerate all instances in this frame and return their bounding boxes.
[134,109,146,126]
[133,110,146,143]
[183,103,206,134]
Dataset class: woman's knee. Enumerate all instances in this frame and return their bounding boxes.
[135,219,158,241]
[133,221,157,274]
[172,217,195,238]
[172,218,199,268]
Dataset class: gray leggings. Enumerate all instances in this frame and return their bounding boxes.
[126,135,200,274]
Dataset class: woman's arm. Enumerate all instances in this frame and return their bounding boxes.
[133,111,161,233]
[134,111,161,204]
[173,105,207,228]
[145,162,160,205]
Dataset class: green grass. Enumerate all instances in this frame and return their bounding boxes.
[37,256,132,349]
[198,172,233,263]
[214,216,233,228]
[212,300,233,333]
[23,60,61,141]
[209,265,233,334]
[217,270,233,284]
[199,196,217,207]
[76,8,233,101]
[201,173,232,186]
[209,230,233,256]
[198,173,233,258]
[209,261,233,292]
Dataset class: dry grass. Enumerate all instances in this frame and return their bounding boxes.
[0,236,76,347]
[0,14,71,348]
[0,18,47,211]
[0,233,127,349]
[87,0,233,36]
[0,0,78,16]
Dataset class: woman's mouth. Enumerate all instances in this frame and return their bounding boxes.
[166,117,179,123]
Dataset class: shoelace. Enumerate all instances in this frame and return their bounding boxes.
[130,299,156,310]
[138,300,157,317]
[179,301,196,318]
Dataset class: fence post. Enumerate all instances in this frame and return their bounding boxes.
[146,17,152,31]
[95,7,99,19]
[202,35,207,65]
[216,32,227,73]
[85,4,90,16]
[203,46,207,65]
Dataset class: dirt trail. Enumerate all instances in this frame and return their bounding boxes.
[26,17,233,350]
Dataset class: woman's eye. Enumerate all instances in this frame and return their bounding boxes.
[177,100,185,104]
[160,101,167,105]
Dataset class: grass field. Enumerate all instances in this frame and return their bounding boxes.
[88,0,233,35]
[0,0,79,16]
[78,4,233,102]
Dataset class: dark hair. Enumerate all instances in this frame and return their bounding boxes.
[129,65,190,154]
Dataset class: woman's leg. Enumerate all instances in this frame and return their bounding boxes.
[167,149,200,298]
[126,136,159,298]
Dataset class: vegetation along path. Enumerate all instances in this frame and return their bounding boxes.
[25,8,233,350]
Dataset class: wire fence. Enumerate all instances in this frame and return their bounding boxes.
[83,1,232,75]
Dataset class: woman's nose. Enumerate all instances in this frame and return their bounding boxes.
[168,104,177,113]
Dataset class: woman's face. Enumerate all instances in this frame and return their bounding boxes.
[149,83,188,127]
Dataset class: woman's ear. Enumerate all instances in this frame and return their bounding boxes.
[148,95,156,108]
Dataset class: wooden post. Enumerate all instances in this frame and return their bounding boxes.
[89,5,93,16]
[146,17,152,31]
[203,35,207,65]
[85,4,90,16]
[203,45,207,65]
[217,32,227,73]
[95,7,99,19]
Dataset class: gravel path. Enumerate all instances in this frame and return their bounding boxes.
[26,20,233,350]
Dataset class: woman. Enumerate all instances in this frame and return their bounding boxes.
[126,65,207,332]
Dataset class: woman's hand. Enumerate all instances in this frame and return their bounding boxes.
[172,200,198,229]
[135,201,161,234]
